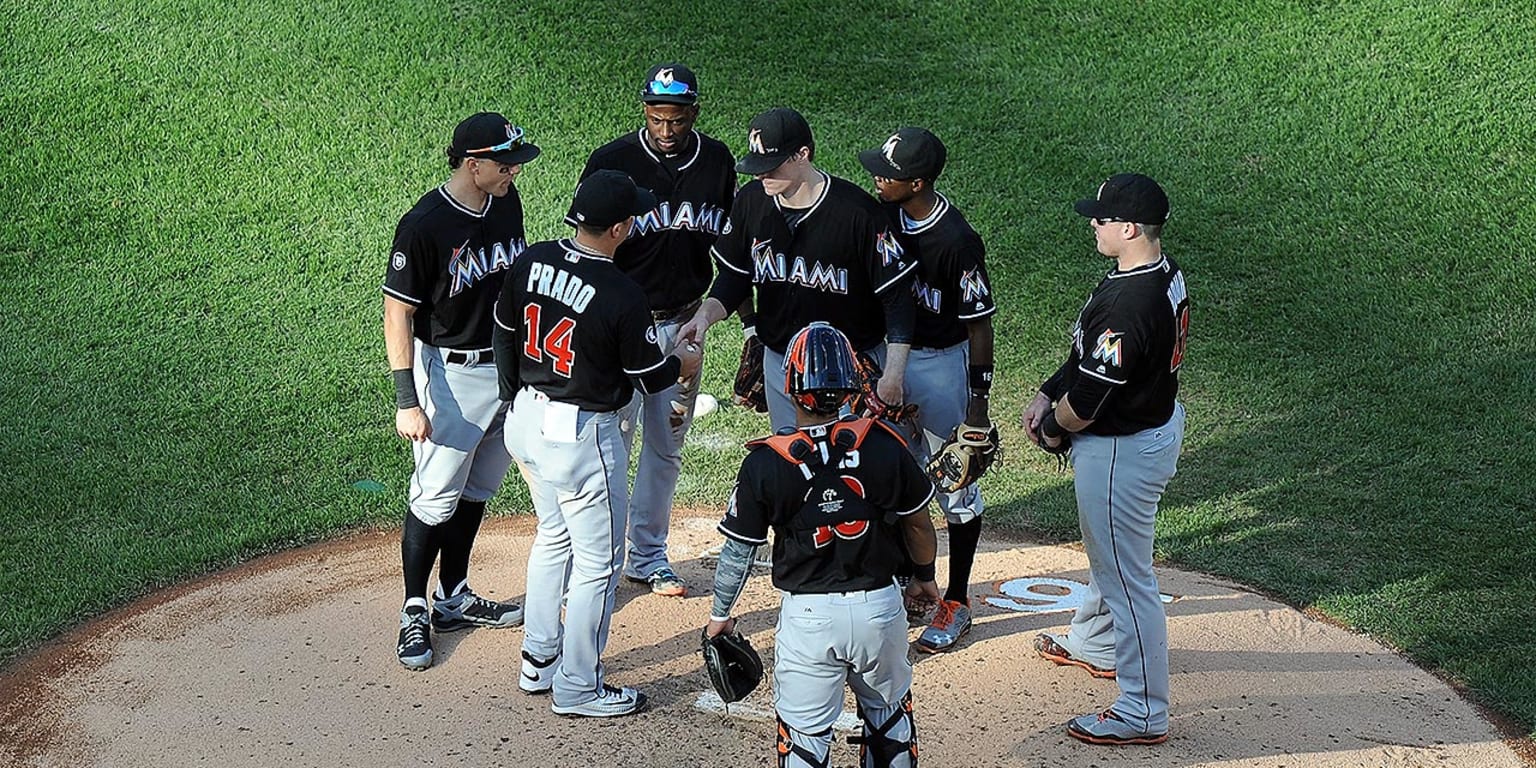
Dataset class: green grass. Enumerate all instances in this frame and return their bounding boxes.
[2,0,1533,738]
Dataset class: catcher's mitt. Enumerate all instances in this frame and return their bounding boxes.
[701,628,763,704]
[851,352,918,425]
[926,422,1002,492]
[733,330,767,413]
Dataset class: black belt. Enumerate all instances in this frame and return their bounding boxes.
[651,298,702,323]
[445,350,494,365]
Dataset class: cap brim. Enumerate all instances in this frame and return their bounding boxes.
[857,148,908,179]
[476,143,541,166]
[1073,198,1111,219]
[642,93,698,106]
[735,153,790,176]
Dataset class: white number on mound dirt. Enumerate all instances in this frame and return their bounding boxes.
[984,576,1174,614]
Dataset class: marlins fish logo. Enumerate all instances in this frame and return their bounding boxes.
[881,133,903,170]
[748,128,767,154]
[655,67,675,87]
[874,231,904,266]
[1092,329,1124,367]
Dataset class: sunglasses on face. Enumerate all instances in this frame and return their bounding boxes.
[644,79,697,98]
[1092,217,1128,226]
[466,125,528,155]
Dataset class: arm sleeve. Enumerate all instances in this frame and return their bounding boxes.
[1040,357,1076,401]
[707,265,752,313]
[492,285,522,402]
[709,537,758,621]
[879,271,916,345]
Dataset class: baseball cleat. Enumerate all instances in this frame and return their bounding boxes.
[431,588,524,631]
[518,650,558,694]
[626,567,688,597]
[916,599,972,653]
[1034,633,1116,679]
[1066,709,1168,746]
[396,607,433,671]
[551,685,649,718]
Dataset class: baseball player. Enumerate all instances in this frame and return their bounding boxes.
[859,127,996,654]
[677,107,918,433]
[494,170,703,718]
[383,112,539,671]
[1022,173,1189,746]
[570,62,736,598]
[706,322,940,768]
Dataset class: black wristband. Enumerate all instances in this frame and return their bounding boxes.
[1040,408,1065,440]
[740,311,758,329]
[393,368,420,410]
[913,561,937,582]
[968,364,993,391]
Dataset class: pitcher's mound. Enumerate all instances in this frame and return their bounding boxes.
[1,514,1526,767]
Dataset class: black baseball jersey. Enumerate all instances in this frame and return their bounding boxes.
[571,130,736,313]
[493,239,670,412]
[1046,256,1190,435]
[709,173,917,352]
[887,193,997,349]
[718,418,935,594]
[382,186,527,349]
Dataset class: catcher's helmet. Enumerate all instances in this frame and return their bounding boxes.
[783,322,863,414]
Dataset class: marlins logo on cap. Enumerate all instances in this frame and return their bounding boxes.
[880,134,903,171]
[748,128,769,155]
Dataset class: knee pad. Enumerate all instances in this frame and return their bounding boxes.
[852,692,917,768]
[776,717,833,768]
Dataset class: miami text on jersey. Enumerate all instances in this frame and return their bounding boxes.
[751,239,849,293]
[525,261,596,312]
[913,278,942,313]
[449,237,525,296]
[630,201,727,238]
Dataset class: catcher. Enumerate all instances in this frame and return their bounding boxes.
[704,322,939,768]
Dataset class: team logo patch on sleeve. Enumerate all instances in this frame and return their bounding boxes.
[959,268,990,303]
[1091,329,1124,367]
[875,231,904,266]
[645,324,660,346]
[392,251,407,271]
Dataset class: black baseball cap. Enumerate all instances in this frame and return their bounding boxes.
[1074,173,1169,225]
[450,112,541,166]
[858,127,947,181]
[640,63,699,105]
[735,108,814,175]
[566,170,658,229]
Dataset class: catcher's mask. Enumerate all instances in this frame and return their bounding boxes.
[784,322,863,415]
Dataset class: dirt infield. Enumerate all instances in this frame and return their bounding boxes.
[2,513,1529,768]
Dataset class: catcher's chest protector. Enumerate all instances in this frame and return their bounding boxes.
[747,418,905,588]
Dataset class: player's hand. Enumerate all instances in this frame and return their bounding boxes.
[875,368,905,409]
[705,616,736,639]
[1021,392,1051,443]
[676,340,703,384]
[395,407,431,442]
[905,578,941,609]
[677,315,709,350]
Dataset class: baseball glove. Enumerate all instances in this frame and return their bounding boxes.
[851,352,919,425]
[926,422,1002,492]
[1033,411,1072,470]
[700,628,764,704]
[733,330,768,413]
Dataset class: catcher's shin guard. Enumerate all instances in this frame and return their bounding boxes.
[850,692,917,768]
[776,717,833,768]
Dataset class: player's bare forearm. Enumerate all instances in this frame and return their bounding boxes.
[1056,397,1093,432]
[877,343,911,405]
[382,297,417,371]
[965,318,995,424]
[678,297,728,347]
[709,537,757,627]
[1021,392,1051,441]
[899,511,938,574]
